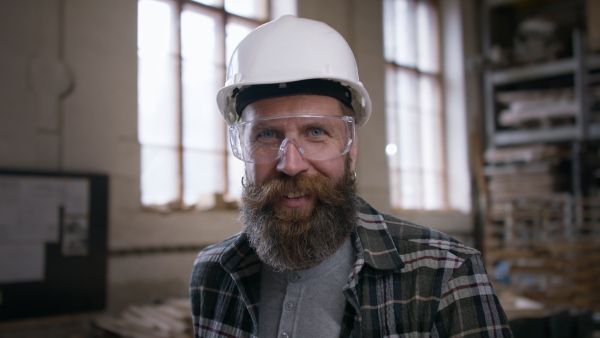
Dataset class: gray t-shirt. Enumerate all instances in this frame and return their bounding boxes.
[258,239,355,337]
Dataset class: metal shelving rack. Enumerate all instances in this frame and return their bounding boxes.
[483,33,600,148]
[479,0,600,314]
[481,0,595,204]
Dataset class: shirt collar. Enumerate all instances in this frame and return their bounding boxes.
[353,196,405,271]
[220,233,260,275]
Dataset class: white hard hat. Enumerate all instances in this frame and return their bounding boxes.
[216,15,372,127]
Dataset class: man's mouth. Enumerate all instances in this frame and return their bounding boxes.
[285,191,307,199]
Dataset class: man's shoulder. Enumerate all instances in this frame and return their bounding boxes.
[192,233,243,271]
[357,198,479,259]
[385,213,477,254]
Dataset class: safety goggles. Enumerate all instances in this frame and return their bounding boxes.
[229,115,355,163]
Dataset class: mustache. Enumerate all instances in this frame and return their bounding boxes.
[240,168,359,271]
[242,174,349,208]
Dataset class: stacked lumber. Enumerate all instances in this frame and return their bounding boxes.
[484,144,570,221]
[93,299,192,338]
[496,89,577,129]
[484,145,571,257]
[488,197,600,311]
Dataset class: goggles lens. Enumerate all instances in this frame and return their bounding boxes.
[229,115,355,163]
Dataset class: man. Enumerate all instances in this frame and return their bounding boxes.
[190,15,512,338]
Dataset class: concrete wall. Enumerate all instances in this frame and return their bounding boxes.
[0,0,480,324]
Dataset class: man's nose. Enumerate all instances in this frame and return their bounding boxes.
[276,138,310,176]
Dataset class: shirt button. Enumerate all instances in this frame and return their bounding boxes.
[289,273,299,282]
[285,302,294,310]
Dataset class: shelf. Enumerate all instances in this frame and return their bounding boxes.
[489,54,600,85]
[493,123,600,146]
[495,126,578,146]
[486,0,577,8]
[490,59,575,85]
[487,0,523,7]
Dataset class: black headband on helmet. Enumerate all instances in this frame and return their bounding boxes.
[232,79,353,117]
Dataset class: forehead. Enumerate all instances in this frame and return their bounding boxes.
[241,94,343,121]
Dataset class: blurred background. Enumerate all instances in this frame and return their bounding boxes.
[0,0,598,337]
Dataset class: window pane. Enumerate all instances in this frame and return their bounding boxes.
[225,0,267,20]
[422,169,442,209]
[138,0,178,55]
[420,76,443,209]
[138,0,273,208]
[396,69,419,174]
[138,57,179,146]
[420,75,441,173]
[383,0,394,61]
[227,151,245,199]
[402,169,422,209]
[384,0,438,72]
[385,68,444,210]
[416,0,439,73]
[386,66,423,209]
[138,0,180,207]
[397,69,421,209]
[181,9,224,150]
[138,0,179,147]
[181,9,218,62]
[181,8,227,206]
[384,0,445,210]
[183,149,225,206]
[141,146,179,205]
[383,0,416,67]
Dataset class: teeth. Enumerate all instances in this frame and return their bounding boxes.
[286,191,306,199]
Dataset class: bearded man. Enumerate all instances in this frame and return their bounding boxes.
[190,15,512,338]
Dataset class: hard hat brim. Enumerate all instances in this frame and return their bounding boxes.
[217,77,371,127]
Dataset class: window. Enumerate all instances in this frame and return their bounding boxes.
[137,0,274,209]
[383,0,447,210]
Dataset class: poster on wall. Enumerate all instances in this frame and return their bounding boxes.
[0,170,108,321]
[0,175,92,284]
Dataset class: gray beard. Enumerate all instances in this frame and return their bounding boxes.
[240,171,358,271]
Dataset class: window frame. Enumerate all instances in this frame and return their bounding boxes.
[137,0,270,211]
[384,0,449,211]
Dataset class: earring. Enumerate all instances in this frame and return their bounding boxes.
[241,176,246,187]
[350,172,357,182]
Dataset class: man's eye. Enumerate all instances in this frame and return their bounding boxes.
[309,128,325,137]
[258,130,276,138]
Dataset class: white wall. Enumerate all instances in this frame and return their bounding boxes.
[0,0,480,316]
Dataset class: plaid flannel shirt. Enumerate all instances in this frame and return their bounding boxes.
[190,197,512,337]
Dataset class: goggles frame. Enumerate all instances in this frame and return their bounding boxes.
[229,114,355,163]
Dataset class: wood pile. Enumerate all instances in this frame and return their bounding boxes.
[483,144,570,255]
[496,89,577,129]
[486,195,600,311]
[484,144,570,221]
[483,144,600,311]
[92,299,192,338]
